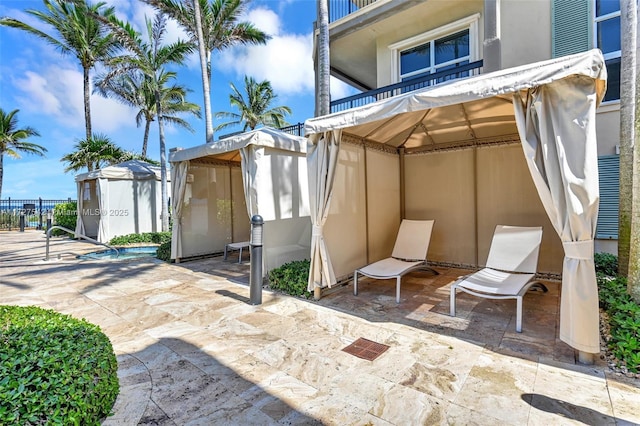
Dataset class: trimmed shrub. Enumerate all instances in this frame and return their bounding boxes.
[109,232,171,246]
[268,259,312,299]
[52,201,77,236]
[0,305,119,424]
[598,276,640,373]
[156,240,171,262]
[595,252,618,277]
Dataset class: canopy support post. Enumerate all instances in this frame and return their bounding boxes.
[399,147,405,220]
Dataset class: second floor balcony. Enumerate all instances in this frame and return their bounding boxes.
[330,60,483,113]
[329,0,378,23]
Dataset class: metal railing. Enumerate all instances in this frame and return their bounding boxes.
[329,0,378,23]
[278,122,304,137]
[0,197,74,230]
[330,60,484,113]
[45,225,119,261]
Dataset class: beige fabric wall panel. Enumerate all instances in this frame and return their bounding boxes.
[324,143,368,279]
[181,165,232,257]
[230,166,250,243]
[256,148,308,221]
[475,145,563,274]
[404,150,476,266]
[365,149,401,263]
[263,217,311,273]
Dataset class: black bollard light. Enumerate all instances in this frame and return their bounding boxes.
[249,215,264,305]
[19,210,25,232]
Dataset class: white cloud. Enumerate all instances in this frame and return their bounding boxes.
[14,71,63,116]
[247,8,282,36]
[217,33,315,96]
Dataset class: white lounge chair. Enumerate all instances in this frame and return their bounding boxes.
[354,219,436,303]
[450,225,547,332]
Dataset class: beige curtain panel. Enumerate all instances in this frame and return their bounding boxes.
[170,160,189,260]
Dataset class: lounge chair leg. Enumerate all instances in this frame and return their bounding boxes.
[238,247,242,263]
[396,276,401,303]
[354,271,358,296]
[450,285,457,317]
[516,296,523,332]
[224,244,228,260]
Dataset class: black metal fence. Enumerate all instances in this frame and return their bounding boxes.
[330,60,484,113]
[0,198,75,231]
[329,0,378,23]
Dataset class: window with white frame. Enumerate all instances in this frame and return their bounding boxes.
[400,30,470,82]
[390,14,479,89]
[594,0,621,102]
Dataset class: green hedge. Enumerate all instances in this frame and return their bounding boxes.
[268,259,312,299]
[156,240,171,262]
[0,306,119,424]
[598,275,640,373]
[52,201,77,237]
[108,232,171,246]
[594,252,618,277]
[596,252,640,374]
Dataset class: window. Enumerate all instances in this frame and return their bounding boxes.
[389,14,479,90]
[400,30,470,83]
[593,0,621,102]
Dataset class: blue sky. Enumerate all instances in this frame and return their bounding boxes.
[0,0,351,199]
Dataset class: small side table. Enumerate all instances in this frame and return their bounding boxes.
[224,241,250,263]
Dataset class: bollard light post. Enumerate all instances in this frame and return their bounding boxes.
[46,211,53,233]
[19,210,25,232]
[249,215,264,305]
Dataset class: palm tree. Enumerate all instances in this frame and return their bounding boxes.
[316,0,330,116]
[0,109,46,199]
[61,133,125,173]
[618,0,639,301]
[98,13,193,232]
[94,70,201,157]
[214,76,291,132]
[0,0,119,141]
[141,0,270,143]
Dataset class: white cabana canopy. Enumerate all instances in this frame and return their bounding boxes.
[305,49,607,354]
[170,127,310,271]
[74,160,167,243]
[75,160,163,181]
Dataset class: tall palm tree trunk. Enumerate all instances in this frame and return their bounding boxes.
[83,67,92,141]
[316,0,330,117]
[193,0,214,143]
[625,0,640,302]
[155,90,170,232]
[619,0,637,287]
[142,119,152,158]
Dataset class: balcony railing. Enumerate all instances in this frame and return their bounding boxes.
[330,60,483,113]
[329,0,378,23]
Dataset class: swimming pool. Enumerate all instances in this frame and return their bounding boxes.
[77,246,158,260]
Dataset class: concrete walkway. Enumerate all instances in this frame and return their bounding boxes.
[1,231,638,425]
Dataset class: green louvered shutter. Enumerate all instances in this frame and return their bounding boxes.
[596,155,619,240]
[552,0,592,58]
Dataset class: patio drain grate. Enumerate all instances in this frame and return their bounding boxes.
[342,337,390,361]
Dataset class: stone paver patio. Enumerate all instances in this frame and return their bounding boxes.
[1,230,638,425]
